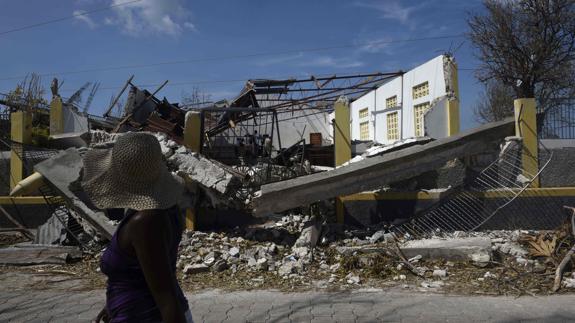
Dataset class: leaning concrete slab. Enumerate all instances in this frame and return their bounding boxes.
[35,149,116,240]
[168,152,242,196]
[401,237,492,261]
[253,118,514,215]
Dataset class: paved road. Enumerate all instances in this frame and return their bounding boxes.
[0,289,574,322]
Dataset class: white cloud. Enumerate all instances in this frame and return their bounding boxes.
[297,56,364,69]
[106,0,195,36]
[356,36,394,54]
[355,1,421,26]
[73,10,97,29]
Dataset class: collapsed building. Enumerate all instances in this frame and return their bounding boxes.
[2,54,575,292]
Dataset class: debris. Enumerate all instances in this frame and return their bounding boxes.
[0,205,34,240]
[552,206,575,292]
[278,262,296,276]
[525,234,557,258]
[254,118,514,215]
[471,252,491,267]
[0,245,81,265]
[369,230,389,244]
[401,237,492,262]
[421,281,444,289]
[34,212,69,245]
[294,217,321,248]
[432,269,447,278]
[346,273,361,285]
[183,264,210,275]
[34,149,115,240]
[229,247,240,257]
[169,152,241,198]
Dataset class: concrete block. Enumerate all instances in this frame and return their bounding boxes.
[400,237,492,261]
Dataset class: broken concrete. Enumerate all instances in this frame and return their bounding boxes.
[400,237,492,262]
[34,149,116,240]
[254,118,514,216]
[294,218,321,248]
[168,152,241,196]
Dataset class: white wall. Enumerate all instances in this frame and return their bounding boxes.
[276,109,332,148]
[349,55,450,145]
[350,92,375,141]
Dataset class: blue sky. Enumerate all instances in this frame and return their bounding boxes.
[0,0,486,130]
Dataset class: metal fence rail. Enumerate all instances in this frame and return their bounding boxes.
[538,101,575,139]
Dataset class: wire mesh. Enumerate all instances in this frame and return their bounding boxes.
[391,140,554,238]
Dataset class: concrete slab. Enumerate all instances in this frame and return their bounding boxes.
[254,118,514,216]
[400,237,492,261]
[34,149,116,240]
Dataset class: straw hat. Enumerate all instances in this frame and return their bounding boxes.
[81,132,184,211]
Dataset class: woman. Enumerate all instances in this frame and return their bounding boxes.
[82,132,192,323]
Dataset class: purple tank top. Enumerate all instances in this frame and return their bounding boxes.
[100,207,189,322]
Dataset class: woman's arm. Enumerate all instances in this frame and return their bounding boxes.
[129,210,186,323]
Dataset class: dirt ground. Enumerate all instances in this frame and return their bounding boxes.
[1,248,571,297]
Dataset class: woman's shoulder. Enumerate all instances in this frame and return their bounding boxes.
[125,209,173,233]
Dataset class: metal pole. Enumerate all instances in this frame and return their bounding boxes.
[103,75,134,118]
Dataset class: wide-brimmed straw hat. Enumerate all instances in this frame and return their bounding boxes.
[81,132,184,211]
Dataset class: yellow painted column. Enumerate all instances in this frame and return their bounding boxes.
[49,96,64,136]
[514,98,539,188]
[10,111,32,191]
[446,59,460,136]
[334,96,351,224]
[185,208,196,231]
[334,96,351,167]
[184,111,202,153]
[183,111,203,230]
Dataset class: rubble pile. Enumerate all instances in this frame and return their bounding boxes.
[171,221,575,295]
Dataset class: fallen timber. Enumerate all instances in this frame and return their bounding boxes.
[254,118,515,216]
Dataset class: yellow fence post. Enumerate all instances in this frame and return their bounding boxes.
[514,98,539,188]
[333,96,351,224]
[184,111,202,153]
[183,111,202,230]
[10,111,32,191]
[49,96,64,136]
[334,96,351,167]
[446,58,460,136]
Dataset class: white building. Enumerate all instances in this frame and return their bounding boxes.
[349,55,459,144]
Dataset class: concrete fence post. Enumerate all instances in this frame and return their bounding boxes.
[514,98,539,188]
[334,96,351,224]
[10,111,32,191]
[334,96,351,167]
[446,57,460,137]
[183,111,203,230]
[49,96,64,136]
[184,111,202,153]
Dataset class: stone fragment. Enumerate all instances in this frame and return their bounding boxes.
[369,230,386,244]
[346,273,361,284]
[278,262,296,276]
[212,260,228,272]
[183,264,209,274]
[432,269,447,278]
[294,219,321,248]
[402,237,492,262]
[229,247,240,257]
[421,281,444,288]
